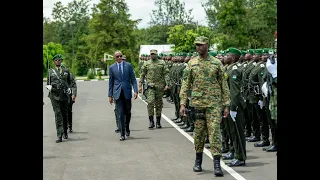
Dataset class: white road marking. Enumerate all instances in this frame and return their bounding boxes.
[136,94,247,180]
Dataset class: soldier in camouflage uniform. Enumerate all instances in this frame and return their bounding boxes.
[183,53,195,133]
[177,53,190,130]
[139,49,170,129]
[47,54,77,143]
[170,54,181,121]
[180,36,230,177]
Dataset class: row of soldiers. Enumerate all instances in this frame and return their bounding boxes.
[138,46,277,167]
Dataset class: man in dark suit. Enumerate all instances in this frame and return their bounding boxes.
[108,50,138,141]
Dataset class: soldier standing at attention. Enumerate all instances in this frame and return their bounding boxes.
[223,48,247,166]
[47,54,76,143]
[139,49,170,129]
[179,36,230,177]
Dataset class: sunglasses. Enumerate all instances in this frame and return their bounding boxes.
[116,55,122,58]
[54,59,62,61]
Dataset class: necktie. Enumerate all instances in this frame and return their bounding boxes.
[119,64,122,75]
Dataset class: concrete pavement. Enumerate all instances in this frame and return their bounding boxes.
[43,81,276,180]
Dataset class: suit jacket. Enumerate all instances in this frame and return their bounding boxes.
[108,61,138,100]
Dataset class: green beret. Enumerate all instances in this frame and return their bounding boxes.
[194,36,209,44]
[254,49,263,55]
[262,48,270,54]
[241,50,246,56]
[209,51,217,57]
[246,49,254,55]
[226,48,241,56]
[53,54,63,61]
[182,52,187,57]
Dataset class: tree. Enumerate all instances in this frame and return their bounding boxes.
[203,0,277,50]
[85,0,140,74]
[149,0,195,26]
[51,0,91,70]
[167,24,211,53]
[43,42,65,77]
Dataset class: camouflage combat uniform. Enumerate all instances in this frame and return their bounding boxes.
[139,49,170,128]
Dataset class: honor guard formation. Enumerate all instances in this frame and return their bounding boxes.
[137,36,277,174]
[45,36,277,178]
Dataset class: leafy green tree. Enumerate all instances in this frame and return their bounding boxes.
[43,42,64,77]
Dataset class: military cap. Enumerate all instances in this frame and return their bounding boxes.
[240,50,246,56]
[226,48,241,56]
[254,49,263,55]
[246,49,254,55]
[150,49,158,54]
[53,54,63,61]
[182,52,187,57]
[209,51,217,57]
[194,36,209,44]
[262,48,270,54]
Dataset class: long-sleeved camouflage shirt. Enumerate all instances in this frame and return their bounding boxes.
[180,55,230,108]
[139,58,170,88]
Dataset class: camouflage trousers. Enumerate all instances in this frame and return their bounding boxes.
[50,99,68,138]
[269,87,277,122]
[146,87,163,116]
[193,106,222,156]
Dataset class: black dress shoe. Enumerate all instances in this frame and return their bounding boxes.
[174,118,182,123]
[222,152,234,160]
[262,145,272,151]
[125,131,130,137]
[69,129,73,133]
[56,138,62,143]
[63,134,68,139]
[227,159,245,167]
[180,124,190,129]
[254,140,270,147]
[247,136,260,142]
[120,136,125,141]
[221,148,229,153]
[115,129,120,133]
[185,126,194,132]
[266,145,277,152]
[171,117,179,121]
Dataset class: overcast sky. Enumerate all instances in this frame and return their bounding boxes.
[43,0,208,28]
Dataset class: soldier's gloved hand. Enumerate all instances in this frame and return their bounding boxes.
[258,100,264,109]
[67,88,72,94]
[261,82,268,97]
[230,111,237,122]
[266,59,277,78]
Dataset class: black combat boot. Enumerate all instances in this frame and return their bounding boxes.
[180,119,190,129]
[185,123,194,132]
[156,116,162,128]
[213,155,224,176]
[56,137,62,143]
[193,152,203,172]
[149,116,155,129]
